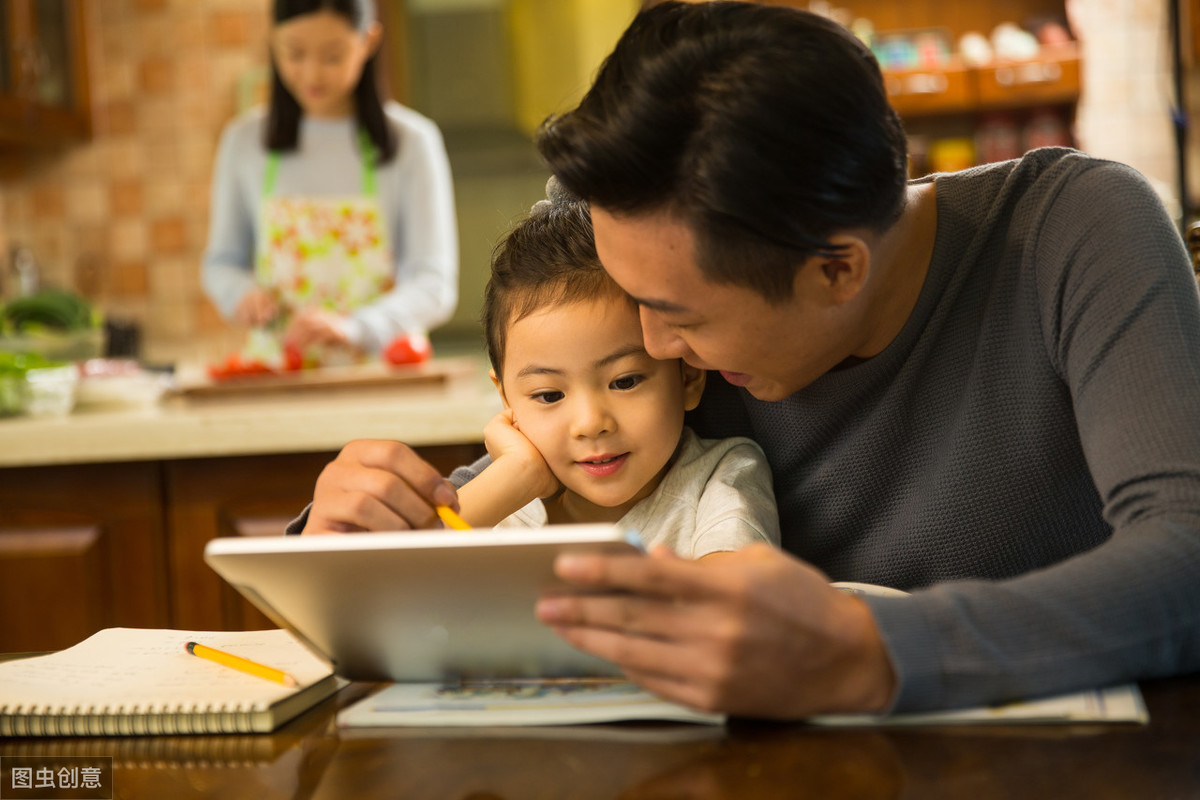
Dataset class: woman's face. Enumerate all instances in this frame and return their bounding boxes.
[271,10,379,119]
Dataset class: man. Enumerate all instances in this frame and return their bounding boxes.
[298,2,1200,716]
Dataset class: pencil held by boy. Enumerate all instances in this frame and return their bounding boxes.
[452,180,779,559]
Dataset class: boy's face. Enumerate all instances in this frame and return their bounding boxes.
[497,294,704,519]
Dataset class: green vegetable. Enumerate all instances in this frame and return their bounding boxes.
[0,352,67,416]
[0,350,64,374]
[1,289,102,335]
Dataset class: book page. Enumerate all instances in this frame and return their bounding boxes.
[0,628,332,711]
[809,683,1148,727]
[337,680,724,727]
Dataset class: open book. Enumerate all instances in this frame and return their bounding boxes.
[0,628,340,736]
[337,679,723,728]
[823,581,1149,726]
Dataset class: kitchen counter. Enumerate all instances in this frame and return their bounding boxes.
[0,353,499,653]
[0,359,500,468]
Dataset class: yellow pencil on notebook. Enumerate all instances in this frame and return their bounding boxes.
[185,641,297,687]
[436,505,471,530]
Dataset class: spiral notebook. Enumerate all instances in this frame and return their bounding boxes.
[0,628,339,737]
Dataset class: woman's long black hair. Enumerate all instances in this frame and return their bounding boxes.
[265,0,397,163]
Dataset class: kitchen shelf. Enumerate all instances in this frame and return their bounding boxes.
[885,45,1080,119]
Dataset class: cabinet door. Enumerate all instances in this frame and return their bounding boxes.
[0,462,168,652]
[0,0,93,144]
[164,445,486,632]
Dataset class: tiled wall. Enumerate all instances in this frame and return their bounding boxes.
[1071,0,1179,216]
[0,0,271,362]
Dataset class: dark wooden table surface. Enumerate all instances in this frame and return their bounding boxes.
[3,676,1198,799]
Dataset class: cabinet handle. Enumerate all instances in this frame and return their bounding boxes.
[994,61,1062,87]
[887,72,949,96]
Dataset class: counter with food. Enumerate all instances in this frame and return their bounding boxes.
[0,354,498,468]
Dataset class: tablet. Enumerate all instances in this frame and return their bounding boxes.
[204,525,644,682]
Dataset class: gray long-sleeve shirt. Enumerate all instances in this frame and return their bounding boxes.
[681,148,1200,711]
[444,148,1200,713]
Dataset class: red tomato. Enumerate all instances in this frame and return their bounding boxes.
[283,343,304,372]
[384,334,432,365]
[207,353,275,381]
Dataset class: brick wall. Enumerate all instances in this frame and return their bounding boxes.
[0,0,271,362]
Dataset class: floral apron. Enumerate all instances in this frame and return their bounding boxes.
[248,129,393,368]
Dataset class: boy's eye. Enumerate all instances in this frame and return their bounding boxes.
[532,390,564,404]
[611,375,643,391]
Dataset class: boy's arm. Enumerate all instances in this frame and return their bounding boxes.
[456,410,561,527]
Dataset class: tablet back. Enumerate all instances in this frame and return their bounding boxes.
[204,526,642,682]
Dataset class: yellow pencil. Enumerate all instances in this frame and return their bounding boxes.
[436,505,472,530]
[185,641,297,687]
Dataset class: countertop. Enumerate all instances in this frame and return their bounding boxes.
[0,356,500,469]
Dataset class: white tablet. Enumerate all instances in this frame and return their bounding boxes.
[204,525,644,682]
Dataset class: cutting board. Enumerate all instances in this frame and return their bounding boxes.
[171,357,477,400]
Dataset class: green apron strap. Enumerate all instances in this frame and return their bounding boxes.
[262,150,281,197]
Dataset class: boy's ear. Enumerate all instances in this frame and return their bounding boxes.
[489,368,511,410]
[681,363,706,411]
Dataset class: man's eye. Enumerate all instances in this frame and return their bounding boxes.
[532,391,564,404]
[611,375,643,391]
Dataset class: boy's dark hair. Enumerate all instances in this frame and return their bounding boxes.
[266,0,397,163]
[536,1,908,301]
[483,185,633,375]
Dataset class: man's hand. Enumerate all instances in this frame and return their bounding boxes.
[302,439,459,534]
[534,543,897,719]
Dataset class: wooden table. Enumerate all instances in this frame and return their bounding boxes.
[3,675,1198,799]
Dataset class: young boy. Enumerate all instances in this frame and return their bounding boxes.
[453,181,779,558]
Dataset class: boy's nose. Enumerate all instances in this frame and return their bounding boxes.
[571,396,614,439]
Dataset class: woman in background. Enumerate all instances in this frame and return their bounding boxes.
[202,0,458,367]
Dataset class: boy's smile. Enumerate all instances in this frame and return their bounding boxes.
[498,293,704,522]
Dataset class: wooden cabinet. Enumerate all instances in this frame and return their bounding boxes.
[0,443,486,653]
[0,0,93,145]
[791,0,1081,170]
[0,462,168,653]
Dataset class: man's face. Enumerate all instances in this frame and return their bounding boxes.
[591,207,859,402]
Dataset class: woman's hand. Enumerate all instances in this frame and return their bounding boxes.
[483,409,560,501]
[535,543,898,719]
[302,439,459,534]
[285,308,353,350]
[234,287,279,327]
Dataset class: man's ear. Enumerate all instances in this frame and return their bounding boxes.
[803,234,870,305]
[681,362,706,412]
[489,368,511,410]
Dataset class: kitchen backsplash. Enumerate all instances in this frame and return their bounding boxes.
[0,0,271,363]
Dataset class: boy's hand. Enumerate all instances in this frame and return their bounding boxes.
[302,439,458,533]
[483,409,560,500]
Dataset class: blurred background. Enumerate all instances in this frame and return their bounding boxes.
[0,0,1191,364]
